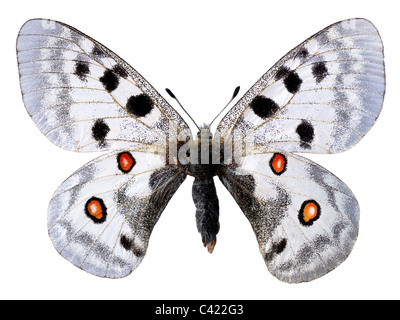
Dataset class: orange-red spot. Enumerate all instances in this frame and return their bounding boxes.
[85,197,107,223]
[298,200,321,226]
[270,153,287,175]
[302,202,318,222]
[87,199,104,220]
[118,152,135,173]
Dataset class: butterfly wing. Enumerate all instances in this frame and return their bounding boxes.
[216,18,384,154]
[216,18,384,282]
[218,152,358,283]
[48,148,186,277]
[17,19,190,277]
[17,19,191,152]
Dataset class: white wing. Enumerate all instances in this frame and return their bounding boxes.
[219,151,358,283]
[48,148,186,278]
[17,19,191,152]
[216,18,384,154]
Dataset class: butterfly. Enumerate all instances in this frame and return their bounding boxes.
[17,18,385,283]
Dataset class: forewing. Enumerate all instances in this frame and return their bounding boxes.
[216,18,384,153]
[17,19,191,152]
[218,152,358,283]
[48,148,186,278]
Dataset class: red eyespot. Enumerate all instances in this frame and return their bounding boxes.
[117,152,136,173]
[298,200,321,226]
[303,202,318,222]
[270,153,287,175]
[87,199,103,219]
[85,197,107,223]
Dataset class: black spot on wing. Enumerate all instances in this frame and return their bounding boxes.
[298,48,309,60]
[275,66,290,81]
[312,61,328,83]
[100,69,119,92]
[120,235,144,257]
[284,71,302,94]
[275,238,287,254]
[92,45,105,57]
[296,120,314,149]
[126,94,154,117]
[249,96,279,119]
[265,238,287,262]
[92,119,110,147]
[74,61,90,81]
[120,235,133,251]
[112,64,128,78]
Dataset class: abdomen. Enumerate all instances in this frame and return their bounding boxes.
[192,176,220,253]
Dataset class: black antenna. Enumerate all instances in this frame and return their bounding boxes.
[232,86,240,99]
[209,86,240,128]
[166,88,200,131]
[165,88,176,99]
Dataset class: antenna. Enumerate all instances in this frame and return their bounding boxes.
[165,88,200,131]
[208,86,240,128]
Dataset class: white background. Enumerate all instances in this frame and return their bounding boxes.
[1,0,399,300]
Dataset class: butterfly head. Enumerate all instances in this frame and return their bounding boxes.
[182,126,219,176]
[195,124,212,139]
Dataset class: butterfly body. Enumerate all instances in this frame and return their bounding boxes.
[192,175,220,253]
[17,18,385,282]
[178,127,221,253]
